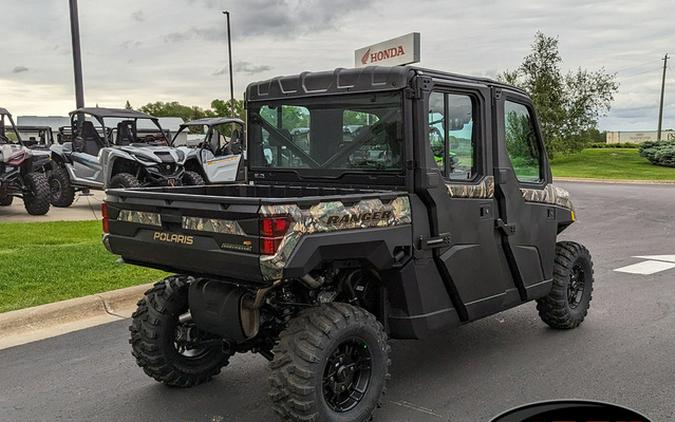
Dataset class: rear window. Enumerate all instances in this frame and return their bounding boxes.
[249,93,404,173]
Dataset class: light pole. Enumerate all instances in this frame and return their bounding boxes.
[657,53,669,142]
[222,11,235,115]
[69,0,85,122]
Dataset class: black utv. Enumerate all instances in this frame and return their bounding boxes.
[103,66,594,422]
[0,108,51,215]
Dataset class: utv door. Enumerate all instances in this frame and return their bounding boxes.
[421,86,516,321]
[71,151,102,182]
[492,89,558,300]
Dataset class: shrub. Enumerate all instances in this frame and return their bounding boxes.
[639,140,675,167]
[589,142,640,149]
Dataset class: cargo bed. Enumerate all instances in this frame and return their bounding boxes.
[103,183,410,285]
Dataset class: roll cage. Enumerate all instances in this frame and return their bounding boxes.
[69,107,169,147]
[0,108,23,145]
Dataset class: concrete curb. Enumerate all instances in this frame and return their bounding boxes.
[554,177,675,185]
[0,283,153,348]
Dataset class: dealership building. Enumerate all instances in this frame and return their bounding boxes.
[606,129,675,144]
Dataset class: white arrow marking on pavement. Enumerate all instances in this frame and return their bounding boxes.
[634,255,675,263]
[614,255,675,275]
[615,260,675,275]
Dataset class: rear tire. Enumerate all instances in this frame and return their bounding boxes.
[182,170,205,186]
[0,195,13,206]
[129,275,230,387]
[22,172,50,215]
[537,241,594,329]
[49,164,76,207]
[109,173,140,189]
[269,303,390,422]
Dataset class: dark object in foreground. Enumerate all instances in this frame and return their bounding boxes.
[104,66,595,421]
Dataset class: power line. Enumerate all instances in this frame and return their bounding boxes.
[616,67,661,79]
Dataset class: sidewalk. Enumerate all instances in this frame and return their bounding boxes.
[0,191,105,223]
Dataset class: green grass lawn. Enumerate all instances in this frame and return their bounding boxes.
[0,220,166,313]
[550,148,675,180]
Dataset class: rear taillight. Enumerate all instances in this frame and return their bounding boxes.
[101,203,109,233]
[260,216,291,255]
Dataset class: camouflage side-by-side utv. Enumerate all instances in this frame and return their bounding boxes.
[103,67,594,422]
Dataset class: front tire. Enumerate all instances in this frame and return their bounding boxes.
[109,172,140,189]
[49,164,75,207]
[23,172,50,215]
[129,275,231,387]
[269,303,390,422]
[182,170,205,186]
[0,195,13,206]
[537,241,594,329]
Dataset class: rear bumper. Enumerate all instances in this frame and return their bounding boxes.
[103,232,267,286]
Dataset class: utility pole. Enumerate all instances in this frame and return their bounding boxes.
[657,53,668,141]
[222,11,235,115]
[69,0,85,118]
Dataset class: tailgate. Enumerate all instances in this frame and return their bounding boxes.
[103,187,266,284]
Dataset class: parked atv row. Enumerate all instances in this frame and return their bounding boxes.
[0,108,51,215]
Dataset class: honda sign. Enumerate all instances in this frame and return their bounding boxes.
[355,32,420,68]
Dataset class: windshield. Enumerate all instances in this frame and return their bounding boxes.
[249,92,403,173]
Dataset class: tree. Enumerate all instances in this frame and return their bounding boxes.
[499,32,619,156]
[211,99,245,121]
[138,101,215,121]
[138,101,216,133]
[124,100,133,110]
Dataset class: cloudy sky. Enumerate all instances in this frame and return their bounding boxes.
[1,0,673,130]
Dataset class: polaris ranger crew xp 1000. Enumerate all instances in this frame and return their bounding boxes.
[49,107,203,207]
[103,66,594,422]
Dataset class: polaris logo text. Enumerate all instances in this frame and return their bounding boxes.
[153,232,194,245]
[361,46,406,65]
[326,210,393,225]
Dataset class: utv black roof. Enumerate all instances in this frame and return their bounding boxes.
[69,107,158,120]
[180,117,244,128]
[246,65,526,102]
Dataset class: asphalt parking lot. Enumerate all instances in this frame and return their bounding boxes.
[1,181,674,422]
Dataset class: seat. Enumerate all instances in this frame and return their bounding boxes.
[79,121,105,156]
[116,121,134,145]
[229,128,243,154]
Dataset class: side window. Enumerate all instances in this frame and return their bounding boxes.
[504,101,542,183]
[427,92,477,180]
[428,92,445,171]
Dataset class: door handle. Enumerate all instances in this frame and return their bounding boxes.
[495,218,516,235]
[418,233,452,250]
